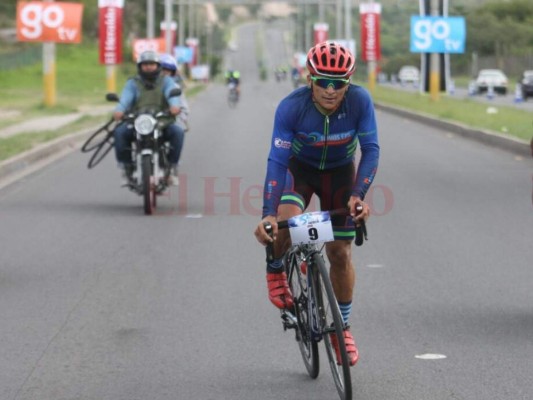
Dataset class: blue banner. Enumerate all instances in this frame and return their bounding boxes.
[410,16,465,54]
[173,46,194,64]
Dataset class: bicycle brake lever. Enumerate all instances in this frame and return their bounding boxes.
[263,222,275,263]
[354,205,368,247]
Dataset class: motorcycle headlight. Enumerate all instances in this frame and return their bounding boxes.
[134,114,157,135]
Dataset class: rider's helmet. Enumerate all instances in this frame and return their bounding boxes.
[136,50,161,81]
[159,53,178,76]
[306,41,356,78]
[233,70,240,79]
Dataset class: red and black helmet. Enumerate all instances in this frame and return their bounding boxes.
[306,41,356,78]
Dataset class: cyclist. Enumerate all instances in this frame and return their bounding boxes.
[113,50,185,185]
[253,41,380,366]
[225,69,241,98]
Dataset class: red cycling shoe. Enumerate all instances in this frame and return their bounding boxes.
[266,272,294,309]
[330,328,359,366]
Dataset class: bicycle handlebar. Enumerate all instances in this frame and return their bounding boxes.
[263,207,368,262]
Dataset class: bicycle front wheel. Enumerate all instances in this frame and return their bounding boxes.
[311,254,352,400]
[286,251,319,379]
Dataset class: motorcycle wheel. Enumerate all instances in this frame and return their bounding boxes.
[141,154,155,215]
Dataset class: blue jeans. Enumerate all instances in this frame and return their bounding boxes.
[114,122,185,166]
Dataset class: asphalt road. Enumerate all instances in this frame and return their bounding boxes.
[1,21,532,400]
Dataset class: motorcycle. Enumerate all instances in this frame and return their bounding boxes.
[105,89,181,215]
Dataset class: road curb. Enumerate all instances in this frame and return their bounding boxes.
[0,127,94,184]
[375,102,530,157]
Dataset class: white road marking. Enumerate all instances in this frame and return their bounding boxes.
[415,353,447,360]
[185,213,203,218]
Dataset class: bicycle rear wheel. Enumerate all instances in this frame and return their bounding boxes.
[286,250,319,379]
[311,254,352,400]
[87,138,114,169]
[81,118,115,153]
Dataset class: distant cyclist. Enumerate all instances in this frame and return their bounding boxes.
[254,41,380,366]
[225,69,241,99]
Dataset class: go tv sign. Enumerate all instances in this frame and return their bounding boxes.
[410,16,465,54]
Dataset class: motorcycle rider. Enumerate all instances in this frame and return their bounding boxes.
[159,53,190,134]
[113,50,185,185]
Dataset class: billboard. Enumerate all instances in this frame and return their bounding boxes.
[410,16,466,53]
[17,1,83,43]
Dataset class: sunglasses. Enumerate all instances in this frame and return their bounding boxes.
[311,76,350,90]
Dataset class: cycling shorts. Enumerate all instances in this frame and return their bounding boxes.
[279,157,356,241]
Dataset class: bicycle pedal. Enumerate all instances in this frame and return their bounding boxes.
[281,311,297,330]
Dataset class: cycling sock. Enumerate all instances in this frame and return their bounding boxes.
[338,301,352,325]
[266,258,283,273]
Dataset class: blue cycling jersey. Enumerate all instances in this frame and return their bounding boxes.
[262,84,380,218]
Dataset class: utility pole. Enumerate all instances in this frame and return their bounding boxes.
[368,0,376,93]
[164,0,173,53]
[318,0,325,22]
[43,0,56,106]
[178,0,185,46]
[188,0,194,39]
[344,0,351,42]
[147,0,155,38]
[429,0,440,101]
[336,0,342,39]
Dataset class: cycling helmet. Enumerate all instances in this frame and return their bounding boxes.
[306,41,356,78]
[159,53,178,75]
[136,50,161,81]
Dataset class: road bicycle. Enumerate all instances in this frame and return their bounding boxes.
[81,117,116,169]
[264,207,367,400]
[227,83,239,108]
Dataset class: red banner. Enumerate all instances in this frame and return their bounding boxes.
[359,3,381,62]
[99,0,123,65]
[313,23,329,45]
[17,1,83,43]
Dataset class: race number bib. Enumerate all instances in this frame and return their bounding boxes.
[288,211,335,245]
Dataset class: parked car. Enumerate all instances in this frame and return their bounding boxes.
[474,69,508,95]
[520,70,533,100]
[398,65,420,84]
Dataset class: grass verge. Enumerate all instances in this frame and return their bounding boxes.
[370,85,532,142]
[0,115,104,162]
